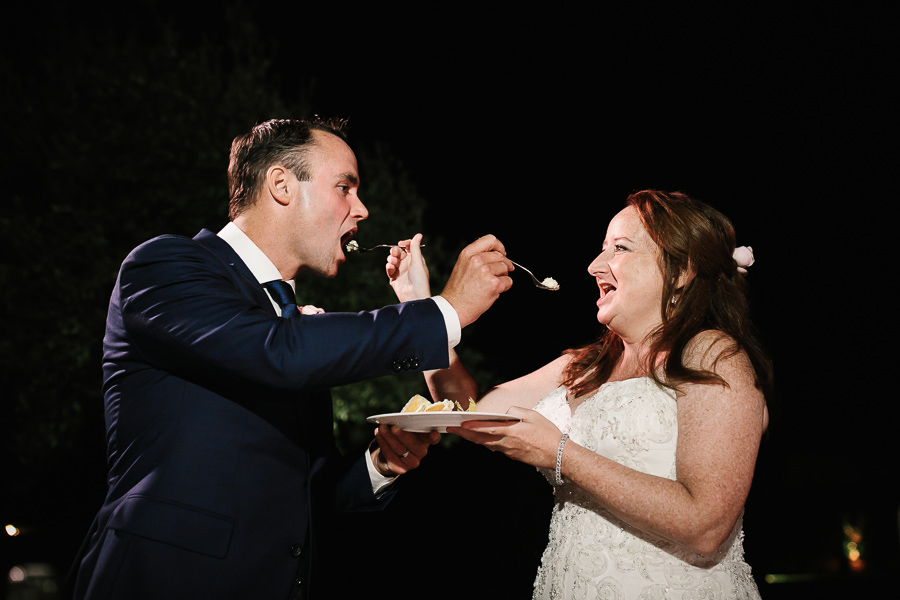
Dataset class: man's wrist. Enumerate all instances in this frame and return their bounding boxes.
[366,443,398,496]
[369,444,397,477]
[432,295,461,349]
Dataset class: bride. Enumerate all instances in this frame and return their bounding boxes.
[385,190,772,599]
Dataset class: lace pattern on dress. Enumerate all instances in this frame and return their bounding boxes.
[531,378,761,600]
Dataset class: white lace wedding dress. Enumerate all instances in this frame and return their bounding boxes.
[532,378,761,600]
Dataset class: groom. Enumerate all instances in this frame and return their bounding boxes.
[69,117,513,599]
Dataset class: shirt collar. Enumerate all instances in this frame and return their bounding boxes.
[217,222,295,292]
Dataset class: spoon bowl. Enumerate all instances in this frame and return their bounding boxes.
[509,260,559,291]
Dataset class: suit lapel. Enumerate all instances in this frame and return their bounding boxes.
[193,229,274,313]
[192,229,322,450]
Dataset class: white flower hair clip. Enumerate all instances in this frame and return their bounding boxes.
[733,246,755,275]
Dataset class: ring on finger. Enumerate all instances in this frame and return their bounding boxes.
[400,451,410,458]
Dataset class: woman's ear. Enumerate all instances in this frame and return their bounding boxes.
[675,264,696,292]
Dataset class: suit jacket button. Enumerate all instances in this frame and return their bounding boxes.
[290,543,302,558]
[392,360,402,372]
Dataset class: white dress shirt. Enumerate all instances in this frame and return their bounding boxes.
[217,222,460,493]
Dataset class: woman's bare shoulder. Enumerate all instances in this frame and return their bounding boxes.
[682,330,743,371]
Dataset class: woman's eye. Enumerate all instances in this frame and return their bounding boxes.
[615,245,628,253]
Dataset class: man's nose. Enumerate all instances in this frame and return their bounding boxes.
[353,196,369,220]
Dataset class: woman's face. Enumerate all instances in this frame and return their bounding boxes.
[587,206,666,343]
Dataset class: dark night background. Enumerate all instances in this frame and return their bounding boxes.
[2,2,897,598]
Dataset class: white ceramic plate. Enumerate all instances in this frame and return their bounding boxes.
[366,412,520,433]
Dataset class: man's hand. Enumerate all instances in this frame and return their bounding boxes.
[372,424,441,476]
[440,234,513,328]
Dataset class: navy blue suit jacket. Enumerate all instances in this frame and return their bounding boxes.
[71,229,449,599]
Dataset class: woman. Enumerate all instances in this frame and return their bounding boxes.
[386,190,772,599]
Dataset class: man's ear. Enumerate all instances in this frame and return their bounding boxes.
[266,165,292,206]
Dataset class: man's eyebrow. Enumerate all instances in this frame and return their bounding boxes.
[336,172,359,185]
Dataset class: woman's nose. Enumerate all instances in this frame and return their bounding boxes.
[587,250,608,276]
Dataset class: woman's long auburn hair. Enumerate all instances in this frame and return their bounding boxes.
[561,190,773,402]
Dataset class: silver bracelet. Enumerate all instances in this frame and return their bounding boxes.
[555,433,569,485]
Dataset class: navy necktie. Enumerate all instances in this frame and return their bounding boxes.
[263,280,299,319]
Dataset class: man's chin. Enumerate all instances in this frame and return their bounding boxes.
[323,261,342,279]
[328,257,345,278]
[300,261,340,279]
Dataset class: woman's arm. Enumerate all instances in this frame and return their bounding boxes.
[423,350,479,407]
[560,332,768,554]
[425,353,571,413]
[457,331,768,555]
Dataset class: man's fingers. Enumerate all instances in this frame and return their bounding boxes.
[464,234,507,256]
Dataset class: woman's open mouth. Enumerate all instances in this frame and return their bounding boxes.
[598,282,616,300]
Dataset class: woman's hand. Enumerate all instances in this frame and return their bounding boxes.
[385,233,431,302]
[448,406,562,469]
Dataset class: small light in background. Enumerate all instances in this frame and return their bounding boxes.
[843,519,866,572]
[7,563,58,596]
[764,573,818,584]
[5,524,20,537]
[8,565,26,583]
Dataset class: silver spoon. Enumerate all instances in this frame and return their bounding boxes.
[345,241,424,253]
[509,260,559,290]
[345,242,559,291]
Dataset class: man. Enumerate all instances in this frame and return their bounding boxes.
[70,117,513,599]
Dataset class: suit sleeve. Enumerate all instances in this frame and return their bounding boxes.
[109,235,449,395]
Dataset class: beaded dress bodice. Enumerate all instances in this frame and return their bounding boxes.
[532,379,760,600]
